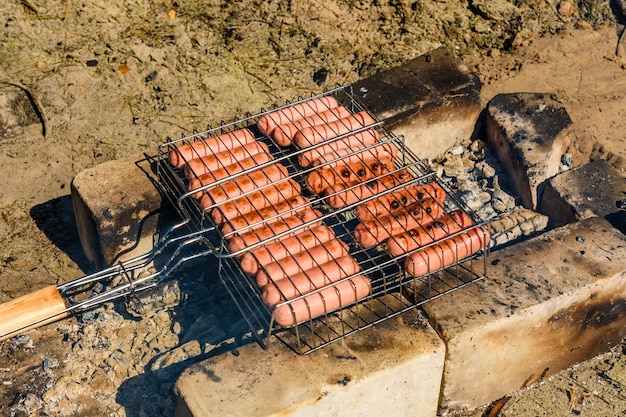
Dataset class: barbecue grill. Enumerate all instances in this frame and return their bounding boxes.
[0,85,489,355]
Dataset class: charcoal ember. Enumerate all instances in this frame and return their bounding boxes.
[125,280,181,318]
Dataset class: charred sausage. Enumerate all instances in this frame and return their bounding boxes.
[404,226,490,277]
[305,156,395,195]
[353,198,444,248]
[386,209,474,257]
[355,182,447,221]
[323,169,415,209]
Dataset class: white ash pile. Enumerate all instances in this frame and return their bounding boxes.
[3,265,251,417]
[429,137,550,248]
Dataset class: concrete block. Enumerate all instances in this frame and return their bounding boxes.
[71,154,162,269]
[420,216,626,413]
[174,303,445,417]
[353,47,483,161]
[540,159,626,228]
[484,92,572,210]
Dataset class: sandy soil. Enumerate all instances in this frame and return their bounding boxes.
[0,0,625,415]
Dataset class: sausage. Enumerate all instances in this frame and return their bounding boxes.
[197,163,289,203]
[220,195,310,235]
[210,179,301,224]
[297,129,380,168]
[353,198,445,248]
[404,226,490,277]
[169,128,256,168]
[180,141,269,175]
[305,156,395,195]
[188,152,275,195]
[238,225,336,276]
[311,143,398,168]
[386,209,474,257]
[272,106,352,147]
[257,96,340,136]
[227,208,323,253]
[255,239,349,287]
[355,182,447,221]
[271,275,371,327]
[262,255,361,307]
[184,149,273,179]
[324,169,415,209]
[292,111,377,149]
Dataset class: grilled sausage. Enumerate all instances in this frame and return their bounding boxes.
[355,182,447,221]
[324,169,415,209]
[257,96,340,136]
[305,156,395,195]
[210,179,301,224]
[255,239,349,287]
[220,195,310,235]
[292,111,377,149]
[272,275,371,327]
[227,208,323,253]
[262,255,361,307]
[404,226,490,277]
[311,144,398,168]
[181,141,269,174]
[197,163,289,203]
[169,128,256,168]
[272,106,352,146]
[238,225,336,276]
[386,209,474,257]
[184,149,273,179]
[353,198,444,248]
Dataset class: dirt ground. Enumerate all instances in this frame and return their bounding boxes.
[0,0,625,416]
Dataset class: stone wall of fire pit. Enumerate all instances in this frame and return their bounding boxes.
[64,49,626,416]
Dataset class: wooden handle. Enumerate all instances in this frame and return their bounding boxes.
[0,285,68,342]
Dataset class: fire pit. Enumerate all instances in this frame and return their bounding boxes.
[0,85,489,355]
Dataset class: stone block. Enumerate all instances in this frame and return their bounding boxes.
[174,303,445,417]
[420,216,626,413]
[540,159,626,228]
[484,92,572,210]
[71,154,163,269]
[353,47,483,161]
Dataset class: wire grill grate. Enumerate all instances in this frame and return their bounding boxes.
[156,84,489,354]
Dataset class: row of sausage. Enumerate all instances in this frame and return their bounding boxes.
[259,96,491,277]
[169,125,370,327]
